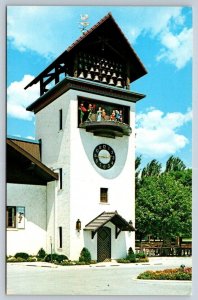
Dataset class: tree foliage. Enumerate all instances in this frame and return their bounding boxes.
[135,156,192,242]
[141,159,162,178]
[165,155,186,172]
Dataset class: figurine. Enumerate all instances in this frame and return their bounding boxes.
[79,103,87,124]
[97,107,102,121]
[110,110,116,121]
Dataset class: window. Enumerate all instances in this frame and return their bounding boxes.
[59,227,62,248]
[6,206,25,229]
[59,168,63,189]
[6,206,16,228]
[59,109,63,130]
[100,188,108,203]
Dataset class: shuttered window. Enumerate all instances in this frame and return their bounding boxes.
[100,188,108,203]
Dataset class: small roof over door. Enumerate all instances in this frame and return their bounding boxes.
[84,211,135,239]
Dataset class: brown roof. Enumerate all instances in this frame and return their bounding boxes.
[7,138,58,185]
[85,211,135,233]
[9,137,41,160]
[25,13,147,90]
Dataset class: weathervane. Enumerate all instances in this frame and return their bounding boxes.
[79,14,90,34]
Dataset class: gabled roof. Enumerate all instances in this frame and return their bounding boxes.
[7,135,41,160]
[84,211,135,238]
[7,138,58,185]
[25,13,147,90]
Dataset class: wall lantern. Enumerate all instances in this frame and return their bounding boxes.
[76,219,81,232]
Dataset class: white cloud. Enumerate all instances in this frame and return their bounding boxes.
[26,136,35,140]
[7,75,39,120]
[7,6,192,70]
[136,108,192,158]
[7,6,74,59]
[156,27,192,69]
[124,7,192,69]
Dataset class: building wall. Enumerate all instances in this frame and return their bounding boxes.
[69,90,135,260]
[7,183,47,256]
[35,89,136,260]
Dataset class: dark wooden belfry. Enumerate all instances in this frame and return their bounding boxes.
[25,13,147,97]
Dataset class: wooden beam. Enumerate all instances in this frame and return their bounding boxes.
[91,231,97,239]
[115,226,122,239]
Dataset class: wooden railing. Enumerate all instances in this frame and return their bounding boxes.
[135,242,192,257]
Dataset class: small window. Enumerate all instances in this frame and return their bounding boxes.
[59,109,63,130]
[100,188,108,203]
[59,227,62,248]
[6,206,16,228]
[59,168,63,189]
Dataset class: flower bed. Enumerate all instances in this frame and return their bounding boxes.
[137,267,192,280]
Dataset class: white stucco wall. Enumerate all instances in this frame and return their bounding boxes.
[35,88,136,260]
[68,90,136,260]
[7,183,47,256]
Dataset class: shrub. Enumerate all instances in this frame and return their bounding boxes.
[16,257,26,262]
[137,267,192,280]
[37,248,46,259]
[136,252,146,259]
[15,252,29,260]
[56,255,68,263]
[79,247,91,263]
[7,256,18,262]
[128,247,134,255]
[126,247,136,262]
[27,256,37,262]
[45,253,68,263]
[138,257,149,263]
[116,258,131,263]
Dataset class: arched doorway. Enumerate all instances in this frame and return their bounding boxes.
[97,226,111,262]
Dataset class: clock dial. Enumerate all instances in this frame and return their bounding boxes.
[93,144,116,170]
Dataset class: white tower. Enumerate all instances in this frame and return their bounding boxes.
[25,13,147,261]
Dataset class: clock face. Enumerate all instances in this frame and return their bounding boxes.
[93,144,116,170]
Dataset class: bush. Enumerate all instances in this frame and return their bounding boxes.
[15,252,29,260]
[128,247,134,255]
[79,248,91,263]
[116,248,148,264]
[16,257,26,262]
[7,256,18,262]
[116,258,131,263]
[45,253,68,263]
[137,267,192,280]
[37,248,46,259]
[27,256,37,262]
[137,257,149,263]
[56,255,68,263]
[136,252,146,259]
[126,247,136,262]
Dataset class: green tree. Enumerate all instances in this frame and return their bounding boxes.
[135,173,192,242]
[135,155,142,195]
[165,155,186,172]
[141,159,162,178]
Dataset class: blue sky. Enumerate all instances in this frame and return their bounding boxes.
[7,6,192,169]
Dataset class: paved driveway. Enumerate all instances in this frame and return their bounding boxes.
[6,257,192,295]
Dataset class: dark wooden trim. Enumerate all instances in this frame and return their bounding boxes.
[91,231,97,239]
[27,76,145,114]
[115,226,122,239]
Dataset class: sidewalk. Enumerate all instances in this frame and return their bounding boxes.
[8,256,192,269]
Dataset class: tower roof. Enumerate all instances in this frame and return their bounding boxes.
[25,13,147,91]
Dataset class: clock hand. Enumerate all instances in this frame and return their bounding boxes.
[98,155,111,159]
